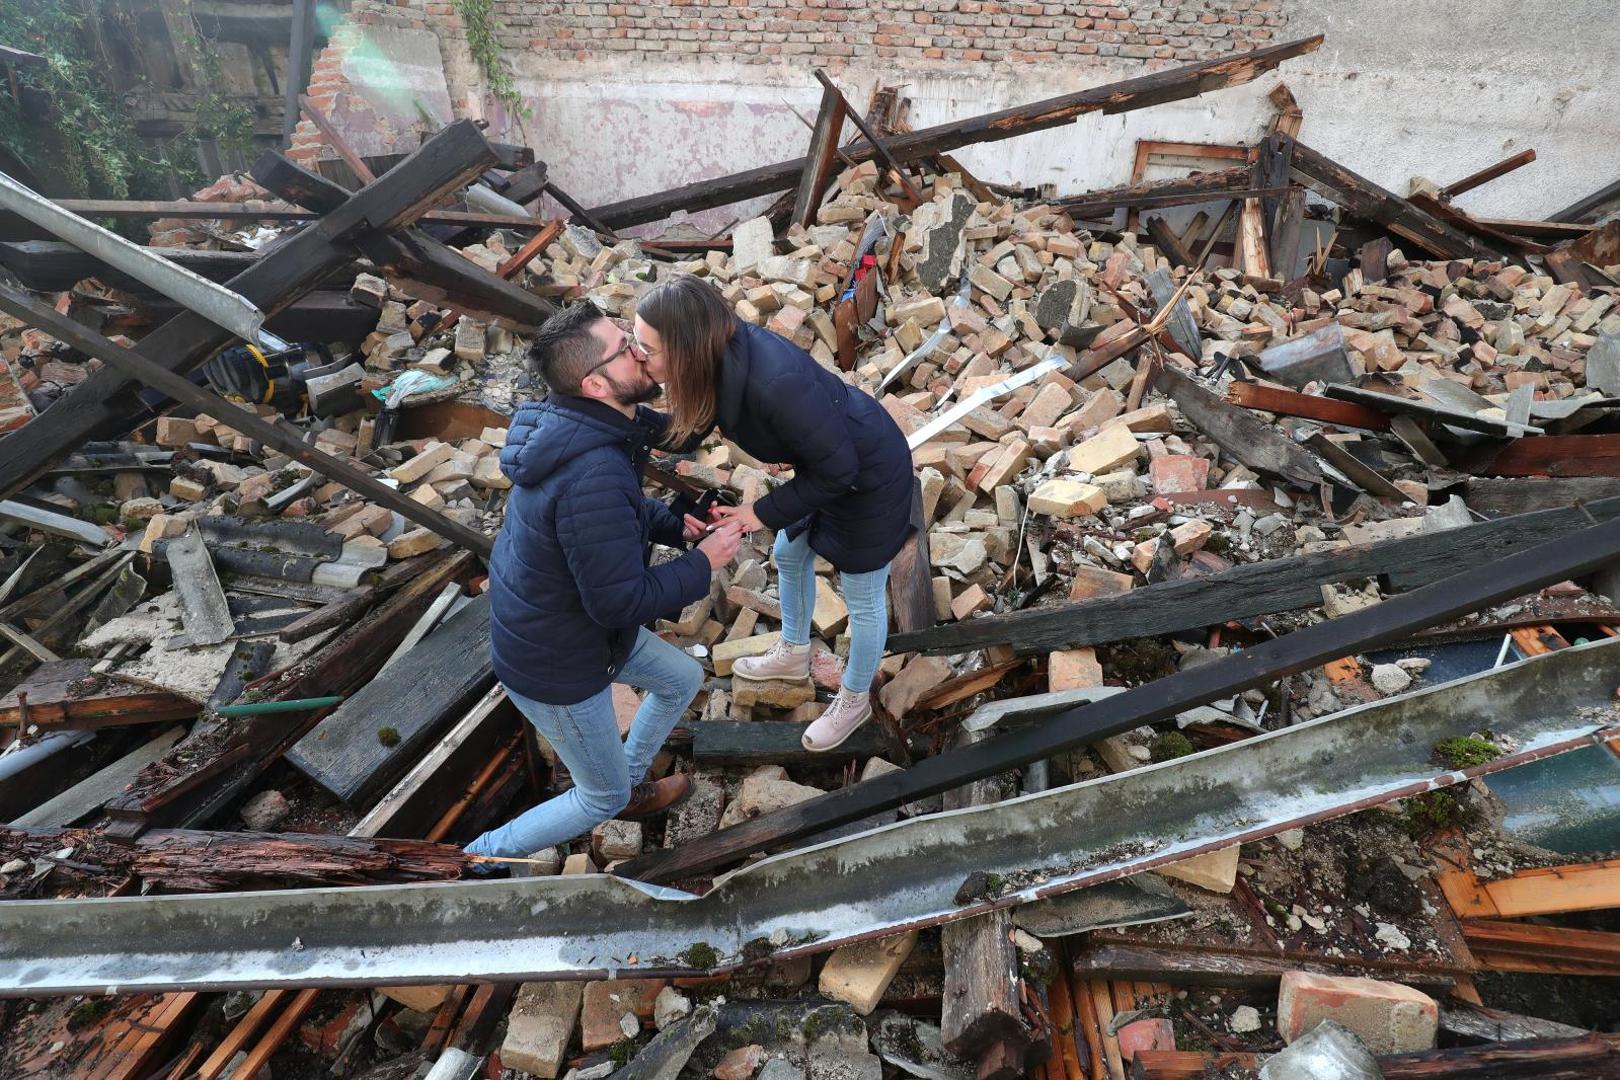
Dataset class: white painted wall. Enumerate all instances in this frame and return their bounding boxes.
[494,2,1620,230]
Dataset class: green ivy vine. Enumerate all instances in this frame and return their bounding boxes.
[452,0,524,119]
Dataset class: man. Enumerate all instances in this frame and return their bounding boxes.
[465,302,743,865]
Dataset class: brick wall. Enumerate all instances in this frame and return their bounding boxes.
[486,0,1285,68]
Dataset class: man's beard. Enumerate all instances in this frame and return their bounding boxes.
[602,371,662,407]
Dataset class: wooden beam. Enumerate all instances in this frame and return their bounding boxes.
[1143,214,1197,268]
[791,80,848,228]
[888,493,1620,657]
[1462,434,1620,478]
[689,720,888,766]
[0,280,494,557]
[0,120,497,501]
[586,37,1324,229]
[1057,167,1277,219]
[1226,381,1392,430]
[1287,139,1500,261]
[1440,149,1537,200]
[816,69,925,205]
[1157,365,1322,488]
[615,508,1620,884]
[298,94,376,184]
[1550,174,1620,225]
[1379,1035,1619,1078]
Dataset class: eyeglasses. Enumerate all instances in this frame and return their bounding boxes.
[584,325,643,381]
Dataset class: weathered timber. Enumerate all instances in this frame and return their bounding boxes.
[38,200,556,230]
[940,727,1027,1058]
[285,593,495,805]
[253,154,558,330]
[815,70,924,205]
[209,640,277,711]
[1440,1004,1590,1044]
[1129,1051,1263,1079]
[1305,432,1407,501]
[1462,476,1620,516]
[1440,149,1537,200]
[1379,1035,1619,1079]
[0,241,348,292]
[890,494,1620,656]
[1324,383,1536,438]
[1408,190,1552,254]
[1545,218,1620,289]
[103,553,474,833]
[0,826,466,892]
[0,120,497,500]
[1146,268,1200,359]
[1287,138,1500,261]
[1551,173,1620,225]
[689,720,887,766]
[1155,366,1323,488]
[888,481,935,635]
[1225,381,1391,430]
[0,658,194,730]
[1143,214,1197,268]
[1069,938,1462,989]
[614,509,1620,883]
[792,78,849,228]
[1461,434,1620,478]
[587,37,1322,228]
[0,280,494,557]
[1058,167,1281,219]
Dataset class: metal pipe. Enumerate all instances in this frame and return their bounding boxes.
[2,638,1617,997]
[0,171,268,346]
[0,731,94,783]
[213,697,344,717]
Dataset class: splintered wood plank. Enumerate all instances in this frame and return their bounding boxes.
[197,990,292,1080]
[1087,978,1126,1080]
[1440,149,1537,200]
[1465,434,1620,478]
[286,593,495,804]
[0,658,194,730]
[1481,858,1620,918]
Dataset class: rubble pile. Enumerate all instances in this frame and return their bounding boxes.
[2,36,1620,1080]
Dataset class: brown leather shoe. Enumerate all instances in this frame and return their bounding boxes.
[619,773,693,820]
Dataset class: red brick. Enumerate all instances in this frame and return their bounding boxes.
[1277,971,1437,1054]
[1116,1018,1175,1060]
[580,979,667,1051]
[1148,454,1210,494]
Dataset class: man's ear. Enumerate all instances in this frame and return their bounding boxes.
[576,371,608,402]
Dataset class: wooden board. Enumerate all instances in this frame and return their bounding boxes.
[286,593,495,805]
[689,720,887,766]
[1463,434,1620,478]
[792,81,849,228]
[1156,366,1323,489]
[1226,381,1392,430]
[0,658,194,729]
[889,493,1620,656]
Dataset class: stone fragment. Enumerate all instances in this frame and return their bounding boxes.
[239,789,290,831]
[812,577,848,637]
[591,819,643,863]
[1067,423,1139,475]
[653,985,691,1030]
[1032,278,1095,346]
[156,416,200,447]
[731,676,816,710]
[1156,845,1240,894]
[388,442,455,484]
[714,1044,770,1080]
[877,655,953,719]
[471,456,512,490]
[818,930,918,1015]
[718,766,823,828]
[1231,1005,1262,1033]
[1149,455,1210,493]
[733,217,776,274]
[1047,647,1103,690]
[1027,478,1106,517]
[1276,971,1438,1054]
[1116,1018,1176,1058]
[1370,663,1413,695]
[915,191,975,292]
[388,527,448,559]
[503,981,584,1078]
[1067,564,1135,600]
[713,632,781,676]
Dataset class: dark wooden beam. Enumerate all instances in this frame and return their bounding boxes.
[1143,214,1197,267]
[586,36,1323,229]
[1287,138,1501,261]
[253,152,558,330]
[1440,149,1536,201]
[1057,167,1280,220]
[885,495,1620,657]
[815,69,924,205]
[0,120,497,501]
[1550,174,1620,225]
[791,79,849,229]
[1226,381,1392,431]
[615,508,1620,883]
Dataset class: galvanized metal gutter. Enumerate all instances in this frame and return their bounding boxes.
[3,638,1618,997]
[0,170,268,346]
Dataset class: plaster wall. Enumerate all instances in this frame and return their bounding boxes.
[490,0,1619,231]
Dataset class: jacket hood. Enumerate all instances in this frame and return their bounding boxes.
[499,396,645,487]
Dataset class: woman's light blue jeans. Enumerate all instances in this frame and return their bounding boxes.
[773,529,890,694]
[464,627,703,859]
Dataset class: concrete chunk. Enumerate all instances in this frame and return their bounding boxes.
[503,981,584,1078]
[1277,971,1437,1054]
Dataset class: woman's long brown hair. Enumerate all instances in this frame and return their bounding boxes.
[637,274,737,448]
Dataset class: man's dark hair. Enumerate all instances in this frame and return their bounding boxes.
[527,302,607,395]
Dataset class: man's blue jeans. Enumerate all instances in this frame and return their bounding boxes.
[464,627,703,859]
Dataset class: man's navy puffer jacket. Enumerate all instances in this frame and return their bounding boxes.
[489,395,710,706]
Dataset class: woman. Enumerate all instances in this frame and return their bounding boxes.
[635,274,914,751]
